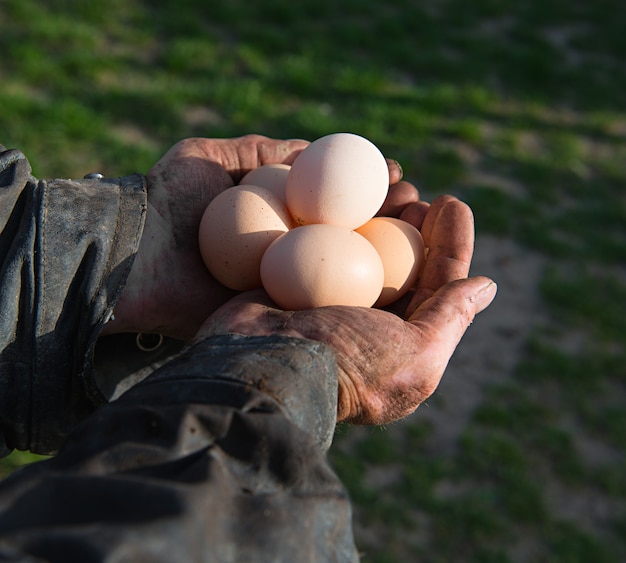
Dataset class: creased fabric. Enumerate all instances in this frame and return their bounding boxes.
[0,147,147,454]
[0,335,359,562]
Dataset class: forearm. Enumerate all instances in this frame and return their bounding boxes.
[120,334,340,452]
[0,335,358,562]
[0,147,147,454]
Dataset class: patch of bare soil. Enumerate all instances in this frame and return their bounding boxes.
[340,234,552,553]
[414,235,549,451]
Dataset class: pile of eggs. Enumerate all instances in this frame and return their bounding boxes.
[198,133,425,310]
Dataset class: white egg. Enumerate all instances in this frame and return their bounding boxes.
[285,133,389,230]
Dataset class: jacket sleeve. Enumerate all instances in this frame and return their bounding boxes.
[0,147,147,455]
[0,335,358,562]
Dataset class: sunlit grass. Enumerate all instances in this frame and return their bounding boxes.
[1,0,626,560]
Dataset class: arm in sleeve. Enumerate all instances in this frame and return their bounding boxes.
[0,147,147,455]
[0,335,360,562]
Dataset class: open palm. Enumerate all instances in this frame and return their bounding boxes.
[103,135,406,340]
[197,195,497,425]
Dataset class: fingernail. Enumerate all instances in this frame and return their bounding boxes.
[476,280,497,312]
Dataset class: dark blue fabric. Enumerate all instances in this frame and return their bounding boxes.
[0,147,147,454]
[0,336,358,562]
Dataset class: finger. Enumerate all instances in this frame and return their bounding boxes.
[407,196,475,315]
[418,194,462,245]
[386,158,403,185]
[377,181,419,217]
[399,200,431,230]
[255,137,310,166]
[408,276,497,363]
[222,135,310,182]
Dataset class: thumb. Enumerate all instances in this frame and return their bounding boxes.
[194,289,277,341]
[408,276,497,363]
[226,136,310,182]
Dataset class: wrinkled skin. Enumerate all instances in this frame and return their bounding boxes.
[104,135,405,338]
[105,134,497,425]
[197,195,496,425]
[104,135,309,338]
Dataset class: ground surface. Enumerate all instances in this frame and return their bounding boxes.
[1,1,625,561]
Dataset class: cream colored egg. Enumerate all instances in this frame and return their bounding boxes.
[260,224,384,310]
[240,164,291,202]
[285,133,389,229]
[356,217,425,307]
[198,185,295,291]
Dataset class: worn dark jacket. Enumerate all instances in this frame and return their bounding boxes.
[0,147,359,561]
[0,146,147,455]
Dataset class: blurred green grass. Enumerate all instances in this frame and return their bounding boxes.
[1,0,625,560]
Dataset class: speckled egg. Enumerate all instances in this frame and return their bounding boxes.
[199,185,295,291]
[260,223,384,310]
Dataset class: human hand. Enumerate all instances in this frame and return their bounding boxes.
[102,135,405,340]
[196,192,497,425]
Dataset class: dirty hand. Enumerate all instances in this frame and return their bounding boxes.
[103,134,405,340]
[197,192,497,425]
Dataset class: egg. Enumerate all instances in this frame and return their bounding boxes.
[198,185,295,291]
[285,133,389,230]
[260,224,384,310]
[240,163,291,202]
[356,217,425,307]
